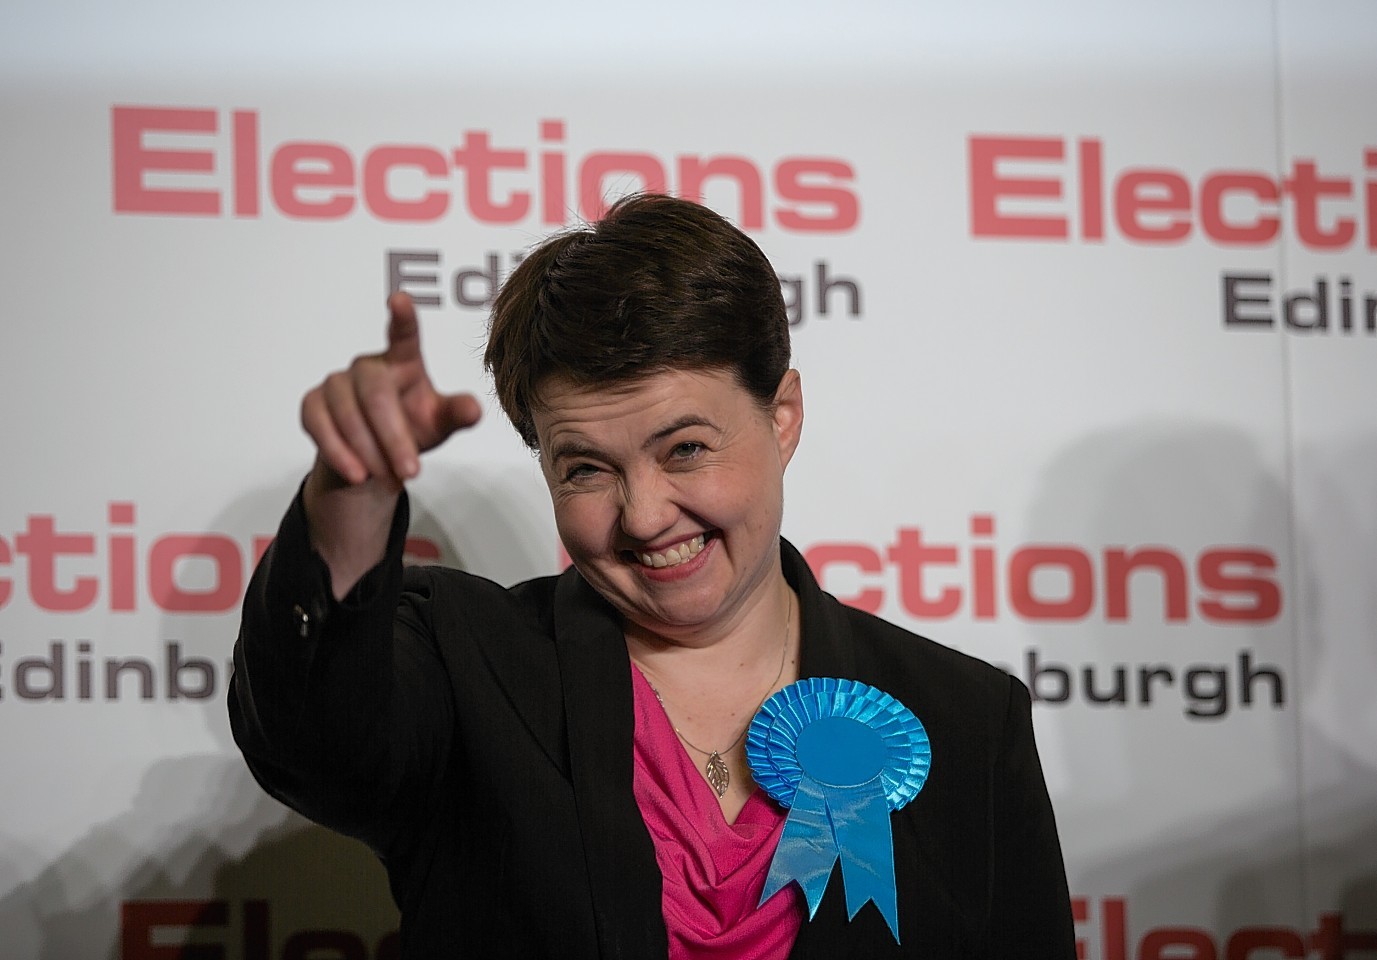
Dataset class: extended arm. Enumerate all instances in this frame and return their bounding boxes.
[229,293,481,848]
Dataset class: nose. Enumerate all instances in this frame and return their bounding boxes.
[618,468,679,544]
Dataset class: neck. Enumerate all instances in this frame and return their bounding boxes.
[626,575,794,671]
[626,576,798,725]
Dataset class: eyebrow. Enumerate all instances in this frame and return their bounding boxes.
[547,439,605,464]
[644,415,718,449]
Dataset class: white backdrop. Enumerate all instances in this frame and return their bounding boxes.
[1,1,1374,956]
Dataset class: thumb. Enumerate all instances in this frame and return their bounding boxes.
[433,392,483,439]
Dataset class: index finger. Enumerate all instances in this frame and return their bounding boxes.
[384,291,422,365]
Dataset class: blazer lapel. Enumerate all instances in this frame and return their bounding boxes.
[453,575,571,776]
[784,539,857,682]
[553,568,668,959]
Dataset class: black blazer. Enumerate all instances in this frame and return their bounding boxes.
[230,492,1075,958]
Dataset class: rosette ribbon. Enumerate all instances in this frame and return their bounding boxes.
[747,678,930,943]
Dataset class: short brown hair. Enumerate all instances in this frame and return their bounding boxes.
[484,193,790,448]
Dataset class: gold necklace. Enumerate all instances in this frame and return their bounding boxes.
[647,598,792,799]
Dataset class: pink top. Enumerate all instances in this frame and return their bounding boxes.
[630,665,805,960]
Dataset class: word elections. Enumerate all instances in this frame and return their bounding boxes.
[387,250,864,326]
[1076,896,1376,960]
[0,503,440,614]
[970,135,1377,251]
[122,901,398,960]
[1223,272,1377,334]
[804,516,1281,624]
[110,106,858,232]
[121,896,1377,960]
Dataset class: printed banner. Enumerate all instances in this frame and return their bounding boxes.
[1,1,1373,955]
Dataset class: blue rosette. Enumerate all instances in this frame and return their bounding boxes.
[747,677,930,943]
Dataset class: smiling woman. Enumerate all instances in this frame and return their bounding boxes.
[229,193,1076,959]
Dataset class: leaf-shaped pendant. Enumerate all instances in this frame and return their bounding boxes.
[705,751,730,798]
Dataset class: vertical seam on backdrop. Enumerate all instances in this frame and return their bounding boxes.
[1271,0,1312,925]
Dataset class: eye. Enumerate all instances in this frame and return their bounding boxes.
[563,463,601,482]
[670,441,705,461]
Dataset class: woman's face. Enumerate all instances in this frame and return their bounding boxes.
[533,367,803,644]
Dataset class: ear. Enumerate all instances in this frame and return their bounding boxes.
[771,369,804,470]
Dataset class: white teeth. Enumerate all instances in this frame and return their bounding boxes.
[637,534,705,569]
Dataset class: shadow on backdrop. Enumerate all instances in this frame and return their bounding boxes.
[1025,421,1376,940]
[0,469,552,957]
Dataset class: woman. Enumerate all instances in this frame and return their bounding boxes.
[230,194,1075,958]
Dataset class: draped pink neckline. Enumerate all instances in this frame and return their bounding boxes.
[630,664,804,960]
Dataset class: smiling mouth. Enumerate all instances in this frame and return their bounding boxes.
[629,533,707,569]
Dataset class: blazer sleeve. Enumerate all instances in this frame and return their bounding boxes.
[987,675,1076,957]
[227,486,454,854]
